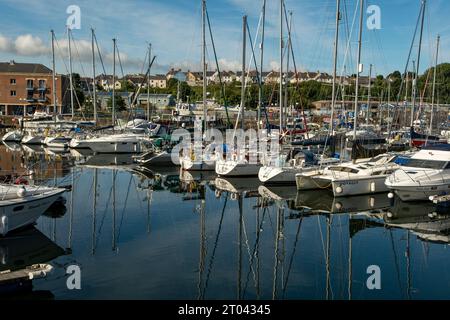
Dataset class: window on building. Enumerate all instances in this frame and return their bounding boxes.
[10,90,16,96]
[39,80,46,88]
[27,79,33,88]
[10,79,16,85]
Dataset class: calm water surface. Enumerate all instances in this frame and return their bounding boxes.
[1,144,450,300]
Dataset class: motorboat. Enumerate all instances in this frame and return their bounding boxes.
[0,184,66,236]
[82,133,144,154]
[385,144,450,201]
[258,150,340,185]
[296,153,403,197]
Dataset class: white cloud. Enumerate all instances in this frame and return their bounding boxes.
[0,34,13,52]
[14,34,49,56]
[218,58,241,71]
[269,60,280,71]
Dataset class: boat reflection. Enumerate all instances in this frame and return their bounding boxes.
[381,199,450,244]
[0,227,66,299]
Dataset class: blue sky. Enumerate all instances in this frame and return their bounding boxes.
[0,0,449,77]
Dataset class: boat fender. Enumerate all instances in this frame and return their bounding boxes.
[0,216,8,236]
[17,186,27,197]
[370,182,376,193]
[0,246,6,265]
[369,197,375,207]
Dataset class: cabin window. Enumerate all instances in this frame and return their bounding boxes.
[402,159,447,170]
[13,205,24,212]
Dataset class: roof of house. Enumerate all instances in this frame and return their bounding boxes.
[0,61,53,74]
[149,74,167,81]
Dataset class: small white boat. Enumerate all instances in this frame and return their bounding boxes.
[385,145,450,201]
[83,134,143,154]
[2,131,23,143]
[215,157,262,177]
[21,133,45,145]
[44,136,71,148]
[295,154,402,197]
[0,184,66,236]
[258,152,340,185]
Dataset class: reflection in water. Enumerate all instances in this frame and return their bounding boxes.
[1,145,450,299]
[0,227,66,299]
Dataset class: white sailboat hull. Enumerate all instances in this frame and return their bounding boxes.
[22,135,44,145]
[258,166,301,185]
[216,159,262,177]
[44,137,71,149]
[295,169,329,190]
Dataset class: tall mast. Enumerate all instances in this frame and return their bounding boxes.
[366,64,372,125]
[258,0,266,130]
[429,35,440,134]
[51,30,57,121]
[241,15,247,130]
[147,43,152,122]
[410,60,416,127]
[411,0,426,127]
[112,38,116,128]
[285,10,292,128]
[330,0,341,135]
[279,0,284,132]
[352,0,364,140]
[91,29,97,125]
[202,0,207,131]
[68,28,74,119]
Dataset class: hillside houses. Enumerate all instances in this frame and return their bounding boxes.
[92,69,359,92]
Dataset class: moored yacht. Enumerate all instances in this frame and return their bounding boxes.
[258,150,340,185]
[83,133,145,154]
[0,184,66,236]
[296,153,404,197]
[385,144,450,201]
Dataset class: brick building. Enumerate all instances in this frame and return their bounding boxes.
[0,61,70,116]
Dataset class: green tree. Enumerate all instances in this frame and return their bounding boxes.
[107,95,127,112]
